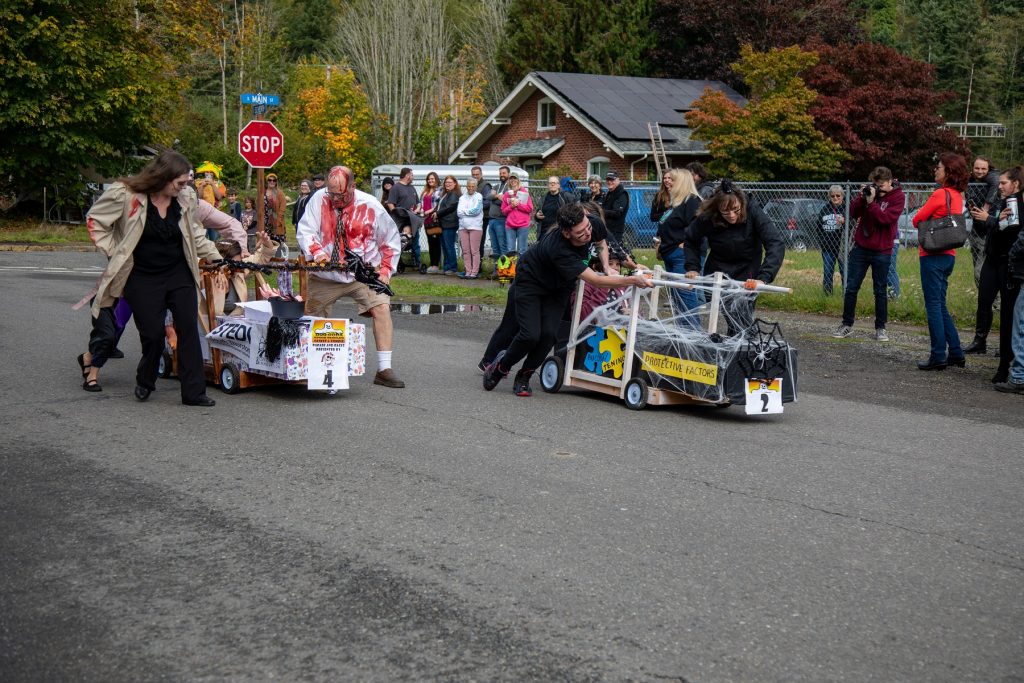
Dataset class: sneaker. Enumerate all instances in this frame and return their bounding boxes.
[512,369,533,397]
[832,324,853,338]
[994,380,1024,394]
[875,328,889,342]
[426,266,440,274]
[477,357,488,373]
[483,350,508,391]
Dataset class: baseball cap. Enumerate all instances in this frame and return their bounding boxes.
[605,171,619,180]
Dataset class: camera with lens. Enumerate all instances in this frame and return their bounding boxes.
[861,184,878,198]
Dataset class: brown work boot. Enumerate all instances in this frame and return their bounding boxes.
[373,368,405,388]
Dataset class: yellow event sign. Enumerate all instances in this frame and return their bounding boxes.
[311,319,347,345]
[641,352,719,385]
[747,378,782,393]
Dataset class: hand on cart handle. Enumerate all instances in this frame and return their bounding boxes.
[744,279,764,290]
[684,270,700,279]
[312,250,331,265]
[255,230,275,250]
[631,272,654,288]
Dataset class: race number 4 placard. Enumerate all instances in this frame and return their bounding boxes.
[306,319,349,391]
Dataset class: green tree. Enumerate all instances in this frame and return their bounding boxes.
[0,0,213,206]
[496,0,654,87]
[688,45,849,181]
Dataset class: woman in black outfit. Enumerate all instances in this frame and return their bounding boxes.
[683,180,786,334]
[82,150,222,406]
[656,169,703,323]
[968,165,1023,383]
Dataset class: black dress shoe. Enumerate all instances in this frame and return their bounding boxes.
[947,356,966,368]
[963,338,986,354]
[917,359,947,371]
[992,370,1009,384]
[134,385,152,401]
[183,395,216,407]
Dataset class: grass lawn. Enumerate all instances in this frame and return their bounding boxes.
[0,218,90,243]
[4,214,983,329]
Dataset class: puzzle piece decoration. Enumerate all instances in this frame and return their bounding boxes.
[598,327,626,378]
[583,328,611,374]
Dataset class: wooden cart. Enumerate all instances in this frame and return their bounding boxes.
[538,269,797,412]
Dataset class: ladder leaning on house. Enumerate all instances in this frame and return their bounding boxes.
[647,122,670,180]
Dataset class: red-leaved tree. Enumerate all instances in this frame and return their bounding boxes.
[650,0,858,88]
[804,41,971,180]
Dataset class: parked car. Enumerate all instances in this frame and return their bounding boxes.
[761,198,827,252]
[623,186,659,248]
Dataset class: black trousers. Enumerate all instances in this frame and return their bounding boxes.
[426,232,442,267]
[123,266,206,401]
[87,305,118,368]
[975,259,1019,372]
[499,284,568,374]
[483,284,519,363]
[973,258,1003,340]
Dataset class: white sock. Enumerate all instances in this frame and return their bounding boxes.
[377,351,392,372]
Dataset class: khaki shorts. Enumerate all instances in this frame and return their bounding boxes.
[305,277,389,318]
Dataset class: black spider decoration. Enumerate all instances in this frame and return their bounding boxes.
[737,319,789,380]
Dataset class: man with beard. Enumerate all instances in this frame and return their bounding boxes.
[297,165,405,388]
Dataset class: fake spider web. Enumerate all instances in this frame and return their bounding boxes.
[563,270,794,403]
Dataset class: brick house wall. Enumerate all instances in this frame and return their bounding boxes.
[473,91,638,179]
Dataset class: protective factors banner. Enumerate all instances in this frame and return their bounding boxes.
[306,319,350,391]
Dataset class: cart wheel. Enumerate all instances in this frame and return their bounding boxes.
[158,351,174,378]
[219,363,241,394]
[540,356,564,393]
[624,378,648,410]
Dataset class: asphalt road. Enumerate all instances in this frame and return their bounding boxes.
[1,251,1021,682]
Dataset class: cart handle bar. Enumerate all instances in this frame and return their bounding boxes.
[644,278,792,294]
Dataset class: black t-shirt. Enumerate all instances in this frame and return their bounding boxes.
[132,198,186,275]
[516,226,590,294]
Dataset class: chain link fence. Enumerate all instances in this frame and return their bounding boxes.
[514,178,985,324]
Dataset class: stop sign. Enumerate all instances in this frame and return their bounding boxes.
[238,120,284,168]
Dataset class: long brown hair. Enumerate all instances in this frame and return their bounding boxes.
[939,153,969,192]
[441,174,461,197]
[120,150,191,194]
[698,179,747,226]
[421,171,440,198]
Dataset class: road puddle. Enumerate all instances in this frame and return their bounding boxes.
[390,303,499,315]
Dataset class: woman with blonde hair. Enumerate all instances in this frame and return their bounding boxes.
[656,169,703,322]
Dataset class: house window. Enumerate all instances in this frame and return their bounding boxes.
[587,156,610,179]
[522,158,544,176]
[537,98,556,130]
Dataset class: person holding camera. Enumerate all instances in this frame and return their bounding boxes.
[832,166,905,341]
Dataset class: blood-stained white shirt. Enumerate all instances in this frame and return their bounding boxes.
[296,188,401,283]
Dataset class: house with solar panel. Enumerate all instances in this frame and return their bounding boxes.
[448,71,747,181]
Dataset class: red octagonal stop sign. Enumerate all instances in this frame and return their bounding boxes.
[238,120,284,168]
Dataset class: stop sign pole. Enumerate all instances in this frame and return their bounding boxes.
[238,113,284,238]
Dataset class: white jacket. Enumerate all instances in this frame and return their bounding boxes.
[296,188,401,283]
[457,191,484,231]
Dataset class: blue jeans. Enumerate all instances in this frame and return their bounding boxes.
[441,228,458,273]
[663,247,701,328]
[505,226,529,255]
[887,240,901,298]
[1011,280,1024,383]
[488,218,507,256]
[822,249,845,295]
[410,228,422,269]
[920,254,963,363]
[842,245,891,329]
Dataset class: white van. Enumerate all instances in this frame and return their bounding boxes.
[369,163,529,201]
